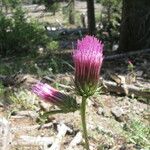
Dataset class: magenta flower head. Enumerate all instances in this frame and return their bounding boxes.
[73,35,104,97]
[32,82,79,112]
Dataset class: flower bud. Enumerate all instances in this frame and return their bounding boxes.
[32,82,78,112]
[73,35,104,97]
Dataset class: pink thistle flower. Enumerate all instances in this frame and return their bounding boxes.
[128,60,133,65]
[128,60,134,71]
[32,82,78,112]
[73,35,104,97]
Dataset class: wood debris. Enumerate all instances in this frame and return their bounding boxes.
[102,80,150,99]
[0,117,11,150]
[48,122,73,150]
[13,135,54,149]
[67,132,82,150]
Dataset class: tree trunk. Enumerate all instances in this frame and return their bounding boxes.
[119,0,150,51]
[69,0,75,24]
[87,0,96,35]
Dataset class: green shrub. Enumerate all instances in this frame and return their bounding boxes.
[97,0,122,49]
[123,120,150,149]
[0,82,4,96]
[47,40,59,52]
[0,1,49,56]
[9,89,37,110]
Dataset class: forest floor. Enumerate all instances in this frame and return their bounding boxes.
[0,51,149,150]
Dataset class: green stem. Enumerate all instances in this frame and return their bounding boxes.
[80,96,90,150]
[42,110,64,117]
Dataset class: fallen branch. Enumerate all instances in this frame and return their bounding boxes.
[49,123,73,150]
[11,110,39,119]
[12,122,53,132]
[102,80,150,99]
[105,48,150,60]
[0,117,11,150]
[47,28,88,37]
[0,73,38,87]
[13,135,54,148]
[67,132,82,150]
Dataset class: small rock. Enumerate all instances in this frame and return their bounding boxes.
[69,132,82,147]
[97,107,104,115]
[97,125,113,137]
[0,102,3,107]
[134,144,142,150]
[102,108,112,117]
[136,71,143,76]
[111,107,126,122]
[102,144,112,149]
[97,107,111,117]
[112,44,119,51]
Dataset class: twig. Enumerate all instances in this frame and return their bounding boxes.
[12,122,53,132]
[48,123,73,150]
[67,132,82,150]
[13,135,54,148]
[11,111,39,120]
[105,48,150,60]
[102,80,150,99]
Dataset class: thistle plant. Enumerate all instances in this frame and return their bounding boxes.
[128,60,135,73]
[127,60,136,84]
[32,35,104,150]
[73,35,103,149]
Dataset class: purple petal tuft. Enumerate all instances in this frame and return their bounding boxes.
[73,35,104,97]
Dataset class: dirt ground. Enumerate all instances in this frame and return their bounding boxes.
[0,51,149,150]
